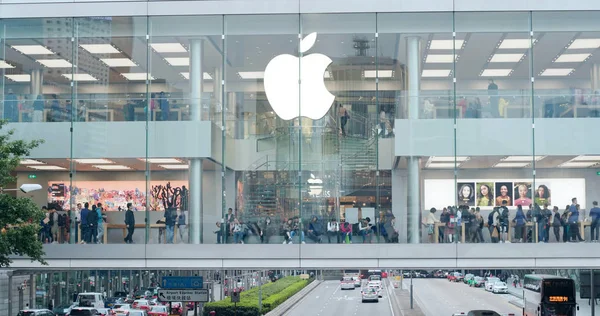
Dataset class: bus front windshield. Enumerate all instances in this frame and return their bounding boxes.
[542,304,575,316]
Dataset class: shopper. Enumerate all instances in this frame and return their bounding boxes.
[338,104,348,137]
[307,215,323,243]
[165,207,176,244]
[499,201,510,243]
[87,205,99,244]
[177,210,187,243]
[80,203,91,244]
[96,203,105,243]
[551,206,563,242]
[513,205,526,242]
[590,201,600,242]
[440,208,449,243]
[49,206,59,244]
[327,218,340,243]
[425,208,438,243]
[214,222,223,244]
[260,216,275,244]
[124,203,135,244]
[232,218,244,244]
[568,200,584,242]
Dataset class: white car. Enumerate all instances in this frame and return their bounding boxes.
[128,310,148,316]
[361,287,379,303]
[341,276,355,290]
[353,277,361,287]
[484,277,500,292]
[491,281,508,294]
[112,304,132,316]
[367,282,383,298]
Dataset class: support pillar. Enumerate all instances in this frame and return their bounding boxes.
[189,39,204,244]
[406,36,421,244]
[128,271,133,297]
[8,272,13,315]
[107,271,111,296]
[592,64,600,93]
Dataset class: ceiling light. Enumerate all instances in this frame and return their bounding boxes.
[426,54,456,63]
[28,165,66,170]
[364,70,393,78]
[559,161,599,168]
[0,60,15,69]
[568,39,600,49]
[150,43,187,53]
[429,40,464,50]
[554,53,591,63]
[489,54,524,63]
[501,156,546,162]
[37,59,73,68]
[80,44,120,54]
[422,69,451,77]
[159,164,189,170]
[498,39,531,49]
[165,57,189,66]
[122,73,155,81]
[61,73,98,81]
[73,159,114,164]
[100,58,137,67]
[5,74,31,82]
[571,155,600,161]
[429,156,469,162]
[180,72,213,80]
[11,45,54,55]
[141,158,182,164]
[20,159,45,165]
[93,165,132,170]
[238,71,264,79]
[426,163,456,169]
[494,162,531,168]
[541,68,573,76]
[481,69,512,77]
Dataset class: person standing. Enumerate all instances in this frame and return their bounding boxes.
[488,79,499,117]
[88,205,99,244]
[590,201,600,242]
[32,95,45,122]
[513,205,526,243]
[50,94,61,122]
[499,201,510,243]
[177,210,187,243]
[4,89,18,122]
[338,104,348,137]
[225,208,235,243]
[159,91,170,121]
[425,208,439,243]
[568,198,584,242]
[124,203,135,244]
[551,206,563,242]
[440,208,449,243]
[49,206,59,243]
[80,202,90,244]
[165,207,176,244]
[96,203,105,243]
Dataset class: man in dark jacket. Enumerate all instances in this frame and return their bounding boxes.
[80,203,90,243]
[440,208,450,243]
[87,206,99,244]
[551,206,563,242]
[307,215,323,243]
[165,207,176,244]
[124,203,135,244]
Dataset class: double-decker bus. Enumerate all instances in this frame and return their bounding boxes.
[523,274,577,316]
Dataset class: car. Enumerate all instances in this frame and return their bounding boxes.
[367,282,383,297]
[53,304,74,316]
[361,287,379,303]
[96,308,111,316]
[469,276,485,287]
[132,300,150,310]
[381,271,388,278]
[484,277,500,292]
[491,281,508,294]
[402,271,411,278]
[452,310,502,316]
[128,310,149,316]
[464,274,475,284]
[17,310,55,316]
[112,304,132,316]
[368,275,383,287]
[448,272,463,282]
[148,305,169,316]
[341,276,355,290]
[352,276,361,287]
[113,291,128,299]
[104,297,122,309]
[69,307,101,316]
[133,290,147,299]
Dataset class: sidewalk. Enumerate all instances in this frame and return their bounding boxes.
[506,279,598,314]
[392,279,425,316]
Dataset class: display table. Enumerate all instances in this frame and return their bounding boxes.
[77,223,178,244]
[87,109,115,121]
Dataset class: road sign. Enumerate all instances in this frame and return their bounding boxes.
[157,289,209,302]
[231,290,240,303]
[161,276,203,289]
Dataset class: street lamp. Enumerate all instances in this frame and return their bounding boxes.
[0,184,42,194]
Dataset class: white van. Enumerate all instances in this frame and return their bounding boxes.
[76,292,105,309]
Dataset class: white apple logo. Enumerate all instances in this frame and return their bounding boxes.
[307,173,323,197]
[264,32,334,120]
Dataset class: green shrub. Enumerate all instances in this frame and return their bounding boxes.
[203,276,312,316]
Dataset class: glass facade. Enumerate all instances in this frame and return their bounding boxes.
[7,12,600,245]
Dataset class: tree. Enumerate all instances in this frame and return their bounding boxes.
[0,120,45,267]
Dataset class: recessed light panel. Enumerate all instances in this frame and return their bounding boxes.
[568,39,600,49]
[541,68,573,76]
[559,161,598,168]
[165,57,189,66]
[238,71,264,79]
[425,54,456,63]
[364,70,393,78]
[93,165,132,170]
[11,45,54,55]
[159,164,189,170]
[142,158,182,164]
[494,162,531,168]
[100,58,137,67]
[151,43,187,53]
[571,155,600,161]
[73,159,114,164]
[481,69,512,77]
[20,159,45,165]
[122,73,155,81]
[426,163,456,169]
[554,53,591,63]
[498,39,531,49]
[5,74,31,82]
[429,40,464,50]
[28,165,66,170]
[489,54,524,63]
[80,44,119,54]
[422,69,451,77]
[37,59,73,68]
[180,72,213,80]
[430,156,469,162]
[61,73,98,82]
[501,156,545,162]
[0,60,15,69]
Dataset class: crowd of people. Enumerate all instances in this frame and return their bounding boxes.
[218,208,400,244]
[425,197,600,243]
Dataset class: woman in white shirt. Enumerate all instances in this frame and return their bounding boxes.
[424,208,439,243]
[232,218,244,244]
[327,219,340,243]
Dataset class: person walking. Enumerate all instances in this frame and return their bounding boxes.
[124,203,135,244]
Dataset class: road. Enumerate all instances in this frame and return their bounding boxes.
[286,280,394,316]
[406,278,521,316]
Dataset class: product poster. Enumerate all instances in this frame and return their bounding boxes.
[494,182,513,206]
[533,183,551,206]
[513,182,533,207]
[457,182,475,206]
[476,182,494,207]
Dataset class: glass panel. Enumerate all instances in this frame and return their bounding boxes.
[70,16,149,244]
[454,12,534,244]
[148,15,224,244]
[378,12,454,243]
[532,11,600,243]
[225,14,300,244]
